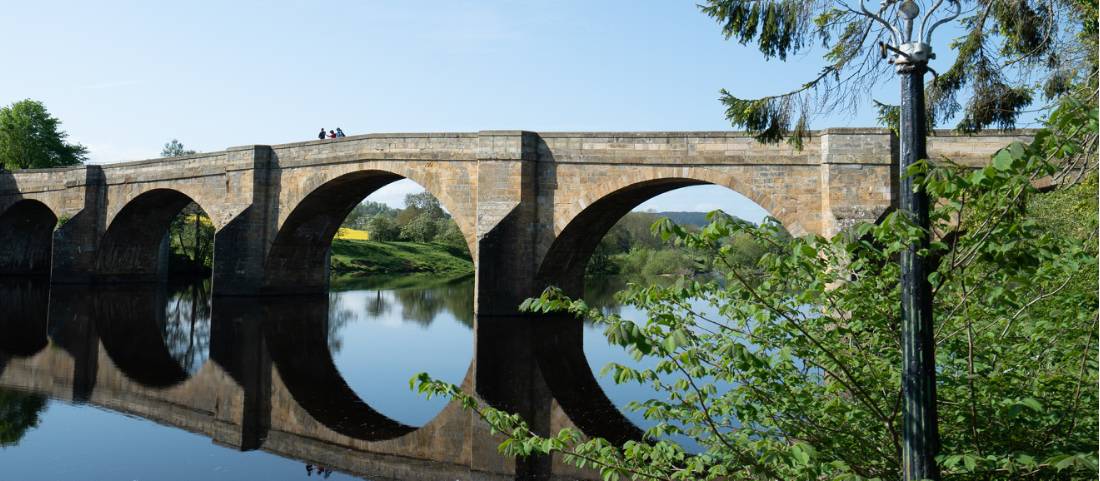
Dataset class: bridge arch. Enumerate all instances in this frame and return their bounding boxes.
[265,168,475,292]
[537,171,787,297]
[96,189,214,282]
[0,199,58,276]
[93,286,196,388]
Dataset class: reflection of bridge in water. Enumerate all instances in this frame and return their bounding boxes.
[0,281,639,480]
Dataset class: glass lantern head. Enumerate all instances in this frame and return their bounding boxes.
[899,0,920,20]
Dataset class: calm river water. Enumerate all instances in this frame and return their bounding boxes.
[0,276,667,480]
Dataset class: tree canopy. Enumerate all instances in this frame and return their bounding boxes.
[161,139,197,157]
[342,191,468,250]
[0,99,87,170]
[699,0,1098,146]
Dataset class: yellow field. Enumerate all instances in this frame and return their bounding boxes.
[179,214,214,227]
[335,227,371,240]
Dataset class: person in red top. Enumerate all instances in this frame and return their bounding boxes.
[328,130,337,139]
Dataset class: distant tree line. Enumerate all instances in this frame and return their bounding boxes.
[586,210,785,278]
[342,192,467,252]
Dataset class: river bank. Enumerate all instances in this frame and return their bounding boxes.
[329,238,473,277]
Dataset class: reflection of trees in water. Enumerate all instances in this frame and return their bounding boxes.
[392,279,473,327]
[160,280,212,374]
[365,290,391,317]
[584,276,628,316]
[584,275,717,319]
[325,278,474,351]
[327,294,356,354]
[0,388,47,447]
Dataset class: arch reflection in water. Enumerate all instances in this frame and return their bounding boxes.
[0,280,49,358]
[94,282,211,388]
[275,275,474,431]
[0,278,649,479]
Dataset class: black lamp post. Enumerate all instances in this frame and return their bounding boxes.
[858,1,959,479]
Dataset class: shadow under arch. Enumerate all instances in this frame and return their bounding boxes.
[261,294,416,441]
[0,280,50,358]
[93,285,192,388]
[530,179,778,444]
[96,189,208,282]
[532,315,645,446]
[0,199,58,276]
[264,170,474,293]
[537,178,710,297]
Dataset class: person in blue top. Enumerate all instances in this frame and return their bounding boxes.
[317,128,326,140]
[335,127,346,138]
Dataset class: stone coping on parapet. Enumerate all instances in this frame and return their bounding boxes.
[3,165,89,174]
[532,128,1037,138]
[266,132,480,151]
[2,128,1039,173]
[0,151,236,172]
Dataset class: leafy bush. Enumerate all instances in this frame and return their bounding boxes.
[366,214,400,241]
[434,220,467,251]
[399,212,439,242]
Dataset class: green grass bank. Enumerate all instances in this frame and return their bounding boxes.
[329,239,473,278]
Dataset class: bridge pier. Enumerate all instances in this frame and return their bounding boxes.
[50,166,106,283]
[818,129,897,234]
[211,145,278,296]
[472,131,542,315]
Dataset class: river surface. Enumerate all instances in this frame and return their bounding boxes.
[0,276,668,481]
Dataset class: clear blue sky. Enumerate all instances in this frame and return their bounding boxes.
[1,0,964,219]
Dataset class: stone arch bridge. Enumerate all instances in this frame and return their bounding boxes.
[0,129,1028,314]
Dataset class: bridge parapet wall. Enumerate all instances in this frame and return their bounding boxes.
[535,131,821,164]
[0,166,89,218]
[99,151,238,229]
[927,130,1034,167]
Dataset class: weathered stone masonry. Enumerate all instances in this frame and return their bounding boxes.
[0,129,1031,313]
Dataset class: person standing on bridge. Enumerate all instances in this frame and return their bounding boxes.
[328,130,337,139]
[317,128,326,140]
[335,127,346,138]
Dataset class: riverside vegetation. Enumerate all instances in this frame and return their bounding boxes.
[587,211,784,279]
[331,192,472,278]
